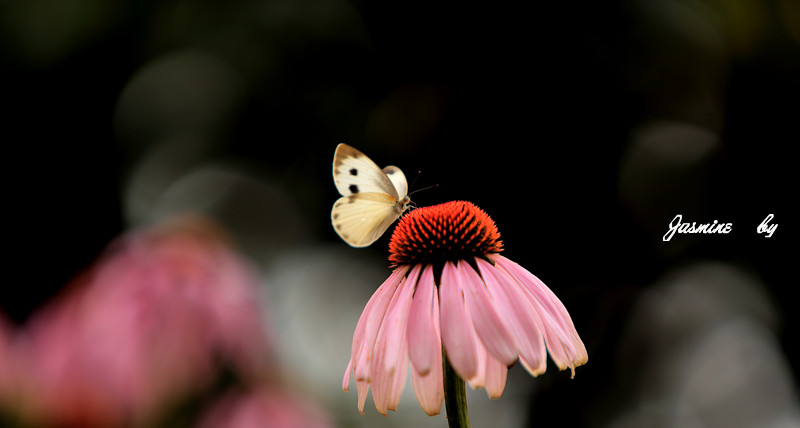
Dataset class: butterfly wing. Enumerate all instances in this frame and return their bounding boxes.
[331,193,402,247]
[332,144,399,200]
[383,166,408,200]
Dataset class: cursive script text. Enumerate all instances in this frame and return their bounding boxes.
[663,214,733,242]
[757,214,778,238]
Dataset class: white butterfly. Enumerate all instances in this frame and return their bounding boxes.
[331,143,412,247]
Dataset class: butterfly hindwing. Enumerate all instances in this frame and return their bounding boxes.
[331,193,402,247]
[383,166,408,200]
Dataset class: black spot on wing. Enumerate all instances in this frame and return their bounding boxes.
[386,169,394,175]
[349,168,358,176]
[349,184,359,194]
[333,213,339,220]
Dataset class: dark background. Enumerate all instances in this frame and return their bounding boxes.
[2,0,797,426]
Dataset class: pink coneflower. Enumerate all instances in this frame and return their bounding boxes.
[0,216,272,428]
[342,201,588,421]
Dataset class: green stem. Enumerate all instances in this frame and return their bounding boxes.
[443,348,470,428]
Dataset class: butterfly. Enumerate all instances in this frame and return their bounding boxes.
[331,143,412,247]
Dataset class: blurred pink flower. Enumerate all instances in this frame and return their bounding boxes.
[342,201,588,416]
[195,387,334,428]
[1,216,272,427]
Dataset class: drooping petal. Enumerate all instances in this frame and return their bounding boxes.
[342,359,353,392]
[407,265,438,376]
[484,344,508,398]
[352,267,407,384]
[385,268,417,413]
[386,338,409,413]
[518,353,547,378]
[466,332,507,398]
[483,349,508,399]
[356,380,370,415]
[371,265,419,415]
[439,261,478,381]
[382,265,421,374]
[476,258,547,376]
[349,267,409,362]
[363,274,410,414]
[467,332,486,390]
[410,284,443,416]
[411,358,443,415]
[457,261,517,366]
[491,255,588,374]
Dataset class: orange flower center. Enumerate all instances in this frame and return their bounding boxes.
[389,201,503,267]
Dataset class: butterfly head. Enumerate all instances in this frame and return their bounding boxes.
[396,196,413,216]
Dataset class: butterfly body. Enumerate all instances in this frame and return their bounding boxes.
[331,144,411,247]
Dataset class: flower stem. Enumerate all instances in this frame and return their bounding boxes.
[442,348,470,428]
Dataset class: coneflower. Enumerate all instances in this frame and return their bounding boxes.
[342,201,588,425]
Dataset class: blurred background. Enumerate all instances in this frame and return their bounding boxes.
[1,0,798,427]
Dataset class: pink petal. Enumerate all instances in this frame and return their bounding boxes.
[483,349,508,399]
[410,350,443,415]
[467,328,508,398]
[382,265,421,374]
[357,272,408,411]
[386,340,409,413]
[350,267,409,361]
[410,276,443,416]
[371,265,419,415]
[439,261,478,381]
[352,268,407,384]
[370,346,391,414]
[519,353,547,378]
[342,359,353,392]
[492,255,588,374]
[356,380,369,415]
[475,258,547,376]
[457,261,517,366]
[467,335,486,390]
[407,265,438,376]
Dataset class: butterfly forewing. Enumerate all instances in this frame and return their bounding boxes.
[332,144,399,199]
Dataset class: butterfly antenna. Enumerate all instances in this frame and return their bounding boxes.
[408,183,439,197]
[409,170,422,192]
